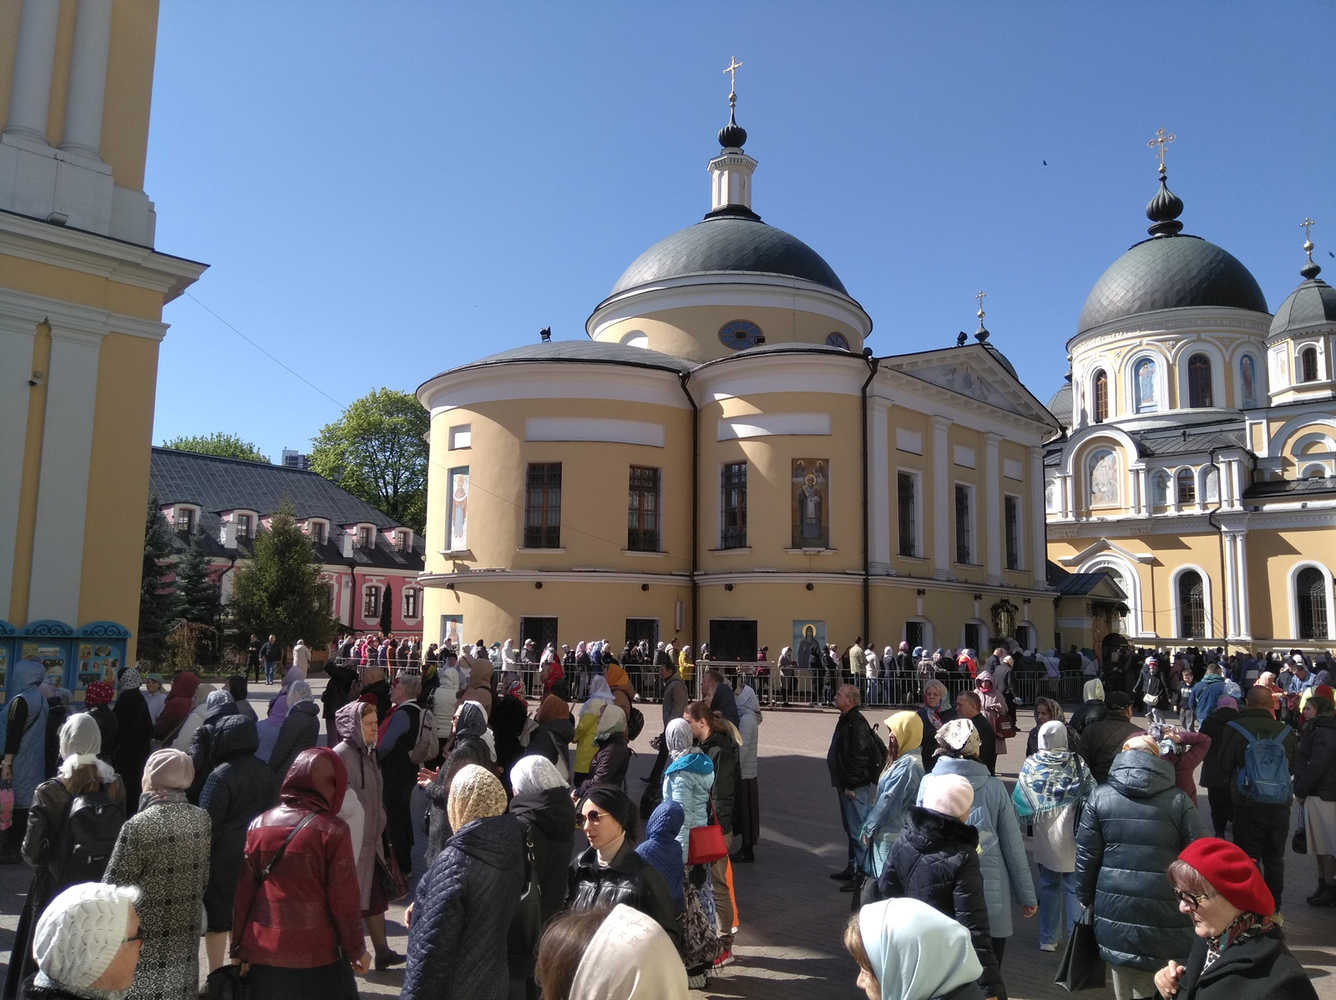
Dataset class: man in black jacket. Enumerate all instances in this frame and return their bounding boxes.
[1217,686,1298,909]
[827,684,879,884]
[954,690,997,775]
[258,634,280,685]
[1080,691,1141,783]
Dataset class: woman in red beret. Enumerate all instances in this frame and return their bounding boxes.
[1154,837,1317,1000]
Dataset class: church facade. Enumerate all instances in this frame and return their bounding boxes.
[418,101,1062,662]
[1044,160,1336,656]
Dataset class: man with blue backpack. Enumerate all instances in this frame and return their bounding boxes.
[1218,685,1299,909]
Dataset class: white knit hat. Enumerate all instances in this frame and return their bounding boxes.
[921,773,975,821]
[34,882,141,989]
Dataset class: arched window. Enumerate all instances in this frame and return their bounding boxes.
[1176,468,1196,505]
[1297,567,1329,640]
[1152,470,1171,507]
[1179,571,1206,638]
[1202,466,1220,503]
[1239,354,1258,408]
[1188,353,1213,407]
[1088,449,1120,507]
[1092,369,1108,423]
[1301,347,1319,383]
[1133,357,1158,413]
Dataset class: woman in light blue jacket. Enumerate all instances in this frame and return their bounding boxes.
[660,717,719,985]
[860,712,925,877]
[920,717,1037,963]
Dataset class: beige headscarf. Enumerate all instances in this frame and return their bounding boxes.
[1122,734,1161,757]
[447,763,507,832]
[568,903,689,1000]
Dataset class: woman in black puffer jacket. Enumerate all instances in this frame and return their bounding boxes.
[1294,689,1336,906]
[507,757,576,998]
[568,785,681,954]
[421,701,496,859]
[879,776,1004,1000]
[404,765,523,1000]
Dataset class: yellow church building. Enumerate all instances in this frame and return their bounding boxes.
[418,94,1063,663]
[1,0,206,691]
[1044,150,1335,657]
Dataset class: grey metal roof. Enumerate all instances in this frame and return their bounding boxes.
[1078,235,1269,334]
[1047,383,1073,428]
[609,214,848,296]
[1137,426,1247,457]
[443,339,693,376]
[149,448,424,570]
[1243,476,1336,500]
[1269,276,1336,338]
[1047,563,1128,599]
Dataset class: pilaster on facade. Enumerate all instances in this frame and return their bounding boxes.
[984,432,1003,585]
[1029,447,1047,590]
[869,397,892,574]
[61,0,114,160]
[931,415,951,580]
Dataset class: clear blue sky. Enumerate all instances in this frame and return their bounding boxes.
[147,3,1336,460]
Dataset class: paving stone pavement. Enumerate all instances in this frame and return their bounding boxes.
[0,678,1332,999]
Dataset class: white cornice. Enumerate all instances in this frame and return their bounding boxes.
[586,272,873,339]
[876,368,1055,440]
[420,569,690,586]
[0,287,168,341]
[1057,538,1155,566]
[692,350,868,400]
[1068,306,1271,353]
[0,209,207,302]
[419,361,691,413]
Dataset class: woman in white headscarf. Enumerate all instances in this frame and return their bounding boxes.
[846,896,985,1000]
[536,903,690,1000]
[507,755,574,995]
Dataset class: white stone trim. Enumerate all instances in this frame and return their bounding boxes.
[525,416,666,448]
[0,286,169,341]
[717,412,830,440]
[1173,341,1228,410]
[4,0,61,144]
[1288,561,1335,642]
[1168,564,1214,640]
[869,399,891,572]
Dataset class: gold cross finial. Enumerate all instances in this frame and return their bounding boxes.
[1147,128,1176,175]
[975,289,986,323]
[1302,217,1316,259]
[724,56,744,104]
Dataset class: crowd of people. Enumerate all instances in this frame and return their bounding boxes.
[2,626,1331,1000]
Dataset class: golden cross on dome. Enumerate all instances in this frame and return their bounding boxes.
[724,56,744,102]
[975,289,986,323]
[1302,217,1316,260]
[1147,127,1176,174]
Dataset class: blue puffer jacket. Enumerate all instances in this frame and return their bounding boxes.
[921,756,1036,937]
[1075,750,1204,970]
[403,812,524,1000]
[662,749,714,863]
[635,800,686,912]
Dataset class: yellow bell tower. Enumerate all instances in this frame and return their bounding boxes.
[0,0,207,668]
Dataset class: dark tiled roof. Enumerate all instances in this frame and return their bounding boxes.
[1137,427,1247,457]
[1243,477,1336,500]
[1047,562,1128,599]
[149,448,425,571]
[1078,235,1268,334]
[609,214,848,296]
[1270,276,1336,338]
[1047,383,1073,428]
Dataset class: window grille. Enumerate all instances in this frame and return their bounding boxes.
[1188,354,1213,407]
[1297,567,1328,640]
[524,463,563,548]
[1004,496,1020,570]
[1179,572,1206,638]
[722,462,747,549]
[897,473,916,557]
[627,467,661,551]
[954,485,972,564]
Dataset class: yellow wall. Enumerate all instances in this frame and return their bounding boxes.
[10,321,50,624]
[597,303,863,362]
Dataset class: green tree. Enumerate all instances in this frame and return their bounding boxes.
[309,388,427,533]
[163,432,270,463]
[379,582,393,635]
[229,499,338,651]
[176,528,221,629]
[137,494,178,666]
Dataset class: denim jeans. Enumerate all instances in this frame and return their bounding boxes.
[1038,864,1079,947]
[265,660,277,684]
[838,786,874,872]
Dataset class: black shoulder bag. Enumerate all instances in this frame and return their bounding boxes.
[206,812,318,1000]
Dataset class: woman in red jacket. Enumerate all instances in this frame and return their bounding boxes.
[232,747,370,998]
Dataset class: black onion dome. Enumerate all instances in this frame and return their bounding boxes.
[609,214,848,295]
[718,107,747,149]
[1078,236,1268,334]
[1269,272,1336,339]
[1145,175,1185,237]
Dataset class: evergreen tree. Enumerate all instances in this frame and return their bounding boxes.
[380,582,393,635]
[230,499,338,651]
[137,494,178,665]
[176,528,221,628]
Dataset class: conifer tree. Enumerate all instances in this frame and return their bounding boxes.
[380,582,393,635]
[176,528,220,629]
[137,495,178,665]
[230,499,338,650]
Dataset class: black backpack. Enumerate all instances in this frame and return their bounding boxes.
[54,789,125,887]
[627,706,645,742]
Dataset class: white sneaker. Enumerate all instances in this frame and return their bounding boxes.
[1039,943,1057,952]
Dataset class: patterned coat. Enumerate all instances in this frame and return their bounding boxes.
[103,797,211,1000]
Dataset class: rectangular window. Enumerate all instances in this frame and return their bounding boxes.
[521,617,560,655]
[954,484,972,564]
[236,514,253,539]
[403,588,418,619]
[395,530,409,553]
[525,463,563,548]
[175,508,196,535]
[627,466,661,552]
[897,472,917,557]
[721,462,748,549]
[363,586,379,619]
[449,424,472,450]
[323,584,336,615]
[357,525,372,549]
[311,521,328,545]
[965,623,984,652]
[1004,495,1020,570]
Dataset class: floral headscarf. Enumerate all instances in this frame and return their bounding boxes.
[117,668,142,694]
[1013,721,1094,818]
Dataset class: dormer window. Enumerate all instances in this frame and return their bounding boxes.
[175,507,197,535]
[394,530,411,553]
[356,525,373,549]
[235,513,253,539]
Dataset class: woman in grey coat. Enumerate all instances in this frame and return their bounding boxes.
[104,748,211,1000]
[1075,736,1205,1000]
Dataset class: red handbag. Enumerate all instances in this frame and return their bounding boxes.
[687,793,729,865]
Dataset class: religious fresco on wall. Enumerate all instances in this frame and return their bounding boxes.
[791,459,829,548]
[76,644,119,690]
[1089,450,1120,506]
[1240,355,1258,408]
[1134,358,1157,412]
[21,643,67,690]
[447,467,469,550]
[440,614,463,651]
[793,620,826,671]
[1153,471,1171,506]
